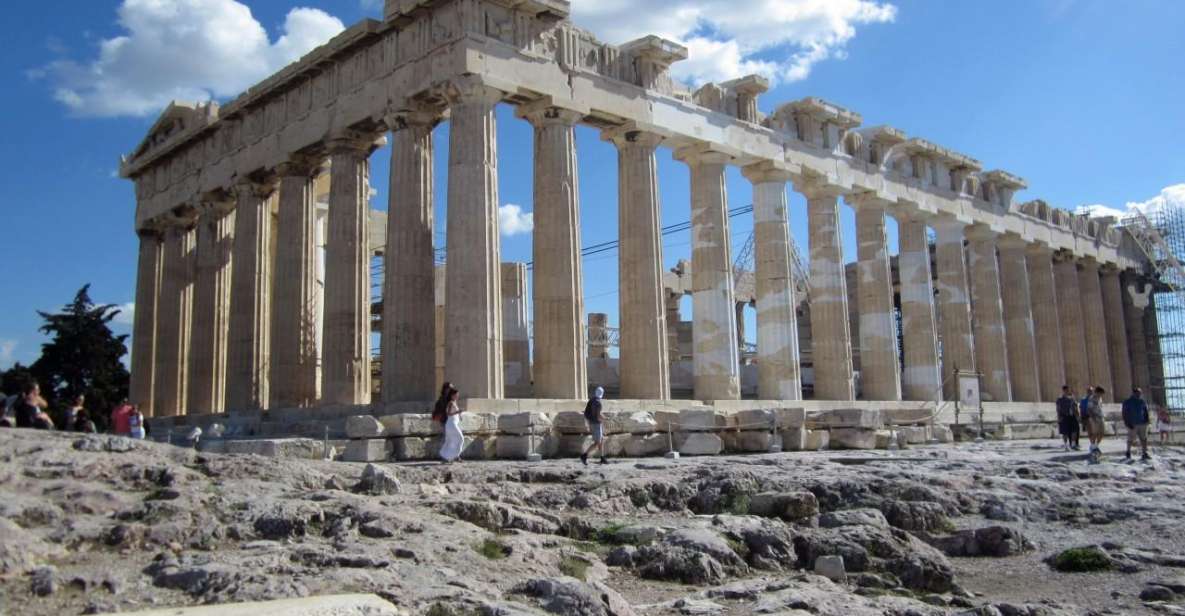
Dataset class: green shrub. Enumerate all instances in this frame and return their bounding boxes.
[475,538,511,560]
[1051,547,1113,572]
[559,555,590,581]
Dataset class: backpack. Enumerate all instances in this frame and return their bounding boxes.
[583,398,602,422]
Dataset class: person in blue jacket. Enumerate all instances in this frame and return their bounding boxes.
[1121,387,1151,461]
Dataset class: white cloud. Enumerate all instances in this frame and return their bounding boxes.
[38,0,344,118]
[571,0,896,85]
[112,302,135,327]
[498,204,534,236]
[1079,184,1185,220]
[0,340,16,368]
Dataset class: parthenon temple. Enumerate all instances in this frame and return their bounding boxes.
[120,0,1164,436]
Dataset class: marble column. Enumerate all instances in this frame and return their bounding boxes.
[606,127,670,399]
[1101,266,1133,397]
[188,202,234,415]
[153,223,195,417]
[130,230,162,416]
[382,113,438,402]
[933,219,976,401]
[444,82,504,399]
[1123,272,1152,395]
[501,263,531,394]
[1026,245,1066,402]
[226,179,276,411]
[270,159,321,409]
[520,105,587,399]
[850,195,901,401]
[1054,254,1090,393]
[322,138,374,405]
[677,146,740,400]
[897,213,941,402]
[967,226,1011,402]
[997,236,1040,402]
[796,179,854,401]
[1078,258,1114,399]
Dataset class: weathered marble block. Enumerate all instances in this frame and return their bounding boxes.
[342,439,390,463]
[345,415,384,439]
[552,410,657,435]
[723,431,780,453]
[809,408,884,430]
[804,429,830,451]
[829,428,877,449]
[498,412,553,436]
[657,408,729,432]
[675,432,723,455]
[223,438,327,459]
[391,436,442,461]
[781,427,807,451]
[896,425,931,444]
[496,434,560,459]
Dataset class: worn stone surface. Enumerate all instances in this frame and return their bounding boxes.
[830,428,877,450]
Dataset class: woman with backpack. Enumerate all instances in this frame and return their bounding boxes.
[437,386,464,463]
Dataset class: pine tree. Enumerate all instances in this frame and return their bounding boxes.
[30,285,130,428]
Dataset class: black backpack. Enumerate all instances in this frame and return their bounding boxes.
[583,398,602,422]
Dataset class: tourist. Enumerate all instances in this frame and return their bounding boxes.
[1056,385,1080,451]
[580,386,607,466]
[1122,388,1150,461]
[110,400,133,435]
[1085,386,1106,460]
[1157,405,1172,445]
[62,393,86,432]
[438,387,464,463]
[14,381,54,430]
[128,405,146,440]
[0,393,16,427]
[73,408,97,433]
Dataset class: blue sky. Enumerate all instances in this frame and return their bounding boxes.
[1,0,1182,369]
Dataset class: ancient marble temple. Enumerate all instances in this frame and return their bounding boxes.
[121,0,1158,420]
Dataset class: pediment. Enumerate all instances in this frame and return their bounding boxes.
[127,100,218,165]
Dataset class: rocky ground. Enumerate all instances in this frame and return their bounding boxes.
[2,429,1185,615]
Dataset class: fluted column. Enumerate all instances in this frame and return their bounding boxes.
[1123,272,1152,395]
[225,179,277,411]
[382,111,439,402]
[997,236,1040,402]
[796,179,854,400]
[154,223,196,417]
[967,226,1011,402]
[1101,266,1133,397]
[188,201,234,414]
[520,105,587,399]
[897,213,941,402]
[743,162,801,400]
[933,219,975,401]
[322,138,374,405]
[270,159,321,409]
[1054,254,1090,392]
[676,146,740,400]
[444,81,504,399]
[501,263,531,394]
[1026,245,1065,401]
[605,126,670,399]
[850,195,901,401]
[1078,257,1113,399]
[130,230,162,416]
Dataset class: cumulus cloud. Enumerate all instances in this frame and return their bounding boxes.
[571,0,896,85]
[1079,184,1185,220]
[498,204,534,236]
[112,302,136,327]
[38,0,344,117]
[0,340,17,369]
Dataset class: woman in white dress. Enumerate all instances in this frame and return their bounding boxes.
[439,387,464,463]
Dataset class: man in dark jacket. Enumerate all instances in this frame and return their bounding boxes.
[1122,388,1151,461]
[1056,385,1080,450]
[14,381,53,430]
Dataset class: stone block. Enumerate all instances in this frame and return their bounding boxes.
[345,415,384,439]
[496,434,560,459]
[674,408,729,432]
[380,414,441,437]
[749,491,819,520]
[804,429,829,451]
[734,409,776,430]
[675,432,723,455]
[829,428,877,450]
[896,425,931,444]
[462,437,497,460]
[723,431,780,453]
[933,425,954,443]
[606,411,658,434]
[223,438,327,459]
[874,430,895,449]
[882,407,934,426]
[814,555,847,583]
[498,412,553,436]
[773,407,806,429]
[552,411,590,434]
[780,427,807,451]
[343,439,390,463]
[391,437,442,461]
[557,434,592,456]
[809,408,883,430]
[1010,423,1055,440]
[623,433,669,457]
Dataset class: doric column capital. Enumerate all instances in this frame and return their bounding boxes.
[964,223,1000,243]
[1099,262,1121,276]
[601,124,664,149]
[741,160,797,184]
[845,191,893,212]
[672,143,732,167]
[197,188,236,217]
[997,233,1030,252]
[1024,242,1055,258]
[1079,255,1101,270]
[442,76,504,107]
[383,103,445,133]
[790,175,844,200]
[516,98,586,127]
[233,176,279,200]
[162,200,200,229]
[327,130,385,156]
[276,153,326,179]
